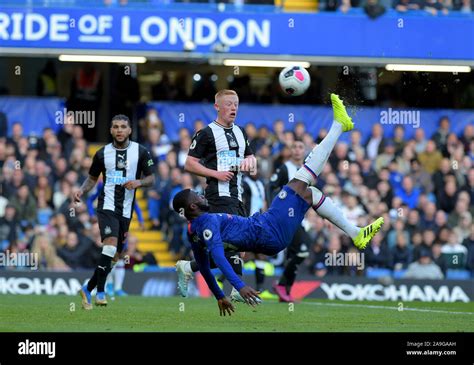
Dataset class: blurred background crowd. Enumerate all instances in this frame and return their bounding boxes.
[0,108,473,279]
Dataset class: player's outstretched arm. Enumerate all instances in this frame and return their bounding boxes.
[191,243,227,301]
[208,244,261,307]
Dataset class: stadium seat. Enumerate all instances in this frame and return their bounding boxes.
[366,267,393,278]
[392,269,406,279]
[446,269,471,280]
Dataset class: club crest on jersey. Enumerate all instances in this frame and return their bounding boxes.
[278,190,287,199]
[203,229,213,241]
[190,140,197,150]
[270,173,278,182]
[226,132,238,148]
[117,158,127,169]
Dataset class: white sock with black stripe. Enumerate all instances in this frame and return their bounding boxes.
[294,121,343,185]
[310,186,360,239]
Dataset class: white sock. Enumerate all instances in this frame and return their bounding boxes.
[183,261,192,274]
[310,186,360,238]
[114,260,125,291]
[294,120,343,185]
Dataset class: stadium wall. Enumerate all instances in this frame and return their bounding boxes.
[0,271,472,303]
[1,7,473,62]
[149,101,474,142]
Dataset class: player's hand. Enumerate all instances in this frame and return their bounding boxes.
[218,297,235,316]
[123,180,142,190]
[139,221,146,231]
[72,189,83,204]
[214,171,234,182]
[239,156,257,175]
[239,286,261,307]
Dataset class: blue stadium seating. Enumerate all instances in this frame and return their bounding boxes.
[446,269,471,280]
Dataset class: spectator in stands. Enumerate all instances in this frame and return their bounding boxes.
[148,161,170,231]
[56,231,91,269]
[441,230,468,269]
[448,192,470,226]
[0,205,19,252]
[375,142,396,172]
[365,233,392,269]
[453,212,472,243]
[361,159,379,189]
[147,128,173,163]
[463,167,474,203]
[173,128,191,169]
[418,140,443,174]
[437,178,458,213]
[432,116,450,152]
[30,233,68,270]
[394,0,422,11]
[414,128,428,154]
[387,219,410,249]
[410,158,433,194]
[392,232,412,271]
[459,124,473,153]
[9,184,36,225]
[434,209,448,235]
[324,236,345,276]
[124,235,157,270]
[404,249,444,279]
[365,123,386,161]
[424,0,449,15]
[464,224,474,276]
[395,176,421,209]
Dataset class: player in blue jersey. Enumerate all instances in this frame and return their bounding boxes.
[172,94,384,315]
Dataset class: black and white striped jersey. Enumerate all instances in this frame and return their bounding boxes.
[188,121,253,202]
[269,160,301,199]
[89,141,154,219]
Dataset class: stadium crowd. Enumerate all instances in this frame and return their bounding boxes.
[0,108,473,280]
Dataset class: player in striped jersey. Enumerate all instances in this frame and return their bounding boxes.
[75,114,155,309]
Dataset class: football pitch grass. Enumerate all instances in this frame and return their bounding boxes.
[1,295,473,332]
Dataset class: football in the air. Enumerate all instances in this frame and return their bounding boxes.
[278,65,311,96]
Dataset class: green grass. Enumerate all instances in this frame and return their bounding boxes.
[0,295,473,332]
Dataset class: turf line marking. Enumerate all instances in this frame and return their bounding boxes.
[299,301,474,315]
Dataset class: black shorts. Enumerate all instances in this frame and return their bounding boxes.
[286,225,309,260]
[208,197,247,217]
[207,196,246,267]
[96,210,131,254]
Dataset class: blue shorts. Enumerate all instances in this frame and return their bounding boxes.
[254,186,310,255]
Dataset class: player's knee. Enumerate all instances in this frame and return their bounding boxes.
[309,186,325,209]
[102,244,117,258]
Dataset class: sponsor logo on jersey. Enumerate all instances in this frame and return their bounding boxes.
[278,190,287,199]
[203,229,213,241]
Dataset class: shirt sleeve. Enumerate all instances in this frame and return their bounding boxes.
[202,216,246,291]
[188,129,210,160]
[191,242,226,300]
[139,146,155,176]
[269,165,289,198]
[241,127,254,157]
[89,150,104,178]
